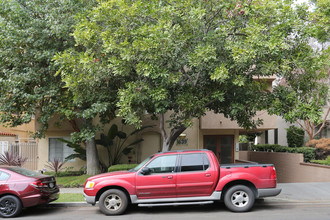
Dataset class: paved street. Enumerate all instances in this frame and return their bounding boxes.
[19,200,330,220]
[23,182,330,220]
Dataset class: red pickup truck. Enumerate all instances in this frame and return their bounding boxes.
[84,150,281,215]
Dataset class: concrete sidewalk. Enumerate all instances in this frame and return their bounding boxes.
[272,182,330,202]
[57,182,330,206]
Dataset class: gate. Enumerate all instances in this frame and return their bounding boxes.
[10,142,39,170]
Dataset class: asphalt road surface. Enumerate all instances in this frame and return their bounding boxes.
[19,200,330,220]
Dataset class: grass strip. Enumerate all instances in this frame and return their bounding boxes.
[56,175,91,187]
[55,193,85,203]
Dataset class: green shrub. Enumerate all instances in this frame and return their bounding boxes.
[286,126,305,147]
[252,144,316,162]
[44,170,85,177]
[311,156,330,166]
[108,164,138,172]
[251,144,287,152]
[291,147,316,162]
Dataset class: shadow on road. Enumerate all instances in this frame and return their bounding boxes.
[17,199,286,218]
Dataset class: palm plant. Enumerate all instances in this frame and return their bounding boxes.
[96,122,153,166]
[45,158,66,176]
[0,151,27,167]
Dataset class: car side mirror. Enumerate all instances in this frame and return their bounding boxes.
[141,167,151,175]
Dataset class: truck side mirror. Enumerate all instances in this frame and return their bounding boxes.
[141,167,151,175]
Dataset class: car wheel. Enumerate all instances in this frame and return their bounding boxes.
[224,185,255,212]
[0,195,22,218]
[99,189,128,215]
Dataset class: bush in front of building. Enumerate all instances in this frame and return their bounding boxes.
[286,126,305,148]
[311,156,330,166]
[108,164,138,172]
[306,138,330,160]
[252,144,316,162]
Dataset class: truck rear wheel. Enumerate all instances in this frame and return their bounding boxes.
[99,189,128,215]
[224,185,255,212]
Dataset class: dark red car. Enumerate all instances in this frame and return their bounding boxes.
[0,166,59,218]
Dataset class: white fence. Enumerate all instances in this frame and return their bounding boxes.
[10,142,39,170]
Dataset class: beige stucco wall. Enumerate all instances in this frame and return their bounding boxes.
[0,136,16,143]
[239,151,330,183]
[201,111,277,130]
[0,119,36,140]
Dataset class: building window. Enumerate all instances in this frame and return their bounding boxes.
[274,129,278,144]
[0,141,9,154]
[265,131,268,144]
[49,138,75,162]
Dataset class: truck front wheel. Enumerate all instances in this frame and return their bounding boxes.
[99,189,128,215]
[224,185,255,212]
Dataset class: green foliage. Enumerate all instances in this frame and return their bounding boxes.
[57,138,87,161]
[96,122,152,166]
[286,126,305,148]
[311,156,330,166]
[0,0,97,137]
[56,174,91,187]
[55,193,85,202]
[56,0,324,151]
[45,171,85,177]
[45,158,67,177]
[108,164,138,172]
[0,151,27,167]
[252,144,316,162]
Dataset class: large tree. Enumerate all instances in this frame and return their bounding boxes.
[0,0,111,175]
[60,0,319,151]
[269,0,330,141]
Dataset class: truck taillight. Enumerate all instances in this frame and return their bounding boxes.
[271,167,277,179]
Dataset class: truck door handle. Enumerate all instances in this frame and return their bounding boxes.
[205,173,211,177]
[167,176,173,179]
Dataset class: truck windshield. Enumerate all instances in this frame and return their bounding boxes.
[130,155,154,172]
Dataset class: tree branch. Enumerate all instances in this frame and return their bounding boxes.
[194,72,201,86]
[228,33,248,37]
[313,107,330,138]
[68,119,80,133]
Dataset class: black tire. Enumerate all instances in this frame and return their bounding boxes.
[99,189,128,215]
[0,195,22,218]
[224,185,255,212]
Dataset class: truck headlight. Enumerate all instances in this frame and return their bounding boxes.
[85,181,95,189]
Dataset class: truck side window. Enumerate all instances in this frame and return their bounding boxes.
[181,153,210,172]
[146,155,177,174]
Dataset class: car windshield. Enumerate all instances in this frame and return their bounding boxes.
[130,155,154,172]
[7,167,44,177]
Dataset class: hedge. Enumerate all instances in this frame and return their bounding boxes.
[108,164,138,172]
[251,144,316,162]
[286,126,305,147]
[311,156,330,166]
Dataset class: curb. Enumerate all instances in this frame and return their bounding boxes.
[50,202,92,207]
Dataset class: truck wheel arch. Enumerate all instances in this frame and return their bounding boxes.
[95,186,131,204]
[221,180,257,201]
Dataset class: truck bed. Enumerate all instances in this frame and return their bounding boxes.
[220,163,274,169]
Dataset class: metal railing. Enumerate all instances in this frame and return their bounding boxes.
[10,142,39,170]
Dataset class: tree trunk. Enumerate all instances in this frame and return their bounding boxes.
[159,113,187,152]
[86,137,101,175]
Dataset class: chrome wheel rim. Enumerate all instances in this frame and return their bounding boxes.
[104,194,122,211]
[231,191,249,208]
[0,198,17,216]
